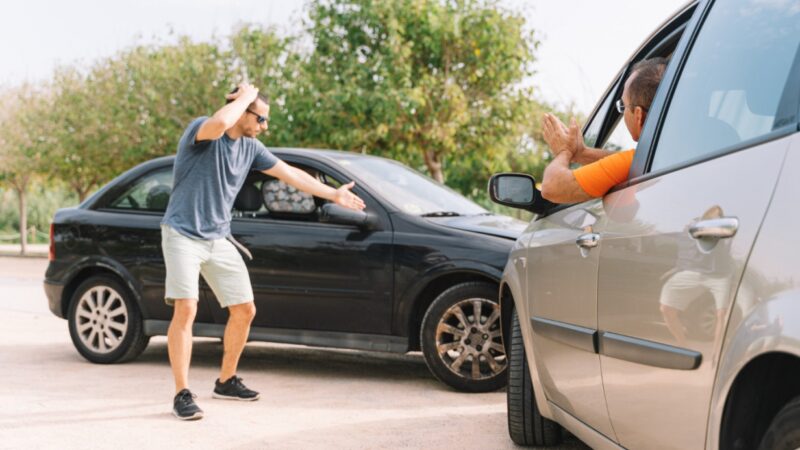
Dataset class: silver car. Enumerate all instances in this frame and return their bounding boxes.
[490,0,800,449]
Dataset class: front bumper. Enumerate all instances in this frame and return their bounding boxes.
[44,280,65,318]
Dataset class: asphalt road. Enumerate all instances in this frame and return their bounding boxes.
[0,256,588,450]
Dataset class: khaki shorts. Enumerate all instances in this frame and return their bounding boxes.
[659,270,731,311]
[161,224,253,308]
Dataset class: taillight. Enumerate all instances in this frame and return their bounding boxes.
[49,223,55,261]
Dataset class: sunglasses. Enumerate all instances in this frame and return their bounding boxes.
[246,109,268,125]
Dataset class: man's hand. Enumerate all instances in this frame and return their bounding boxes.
[333,182,366,211]
[542,113,585,161]
[197,83,261,141]
[226,83,259,104]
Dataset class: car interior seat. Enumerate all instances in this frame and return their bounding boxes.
[146,184,172,211]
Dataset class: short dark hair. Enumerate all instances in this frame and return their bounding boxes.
[627,57,667,111]
[226,87,270,109]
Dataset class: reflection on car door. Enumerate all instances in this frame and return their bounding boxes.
[597,138,787,449]
[596,0,800,444]
[524,199,616,439]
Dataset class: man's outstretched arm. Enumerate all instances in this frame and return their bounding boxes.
[263,161,366,211]
[540,151,595,204]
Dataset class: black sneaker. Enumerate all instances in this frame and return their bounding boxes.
[213,375,260,401]
[173,389,203,420]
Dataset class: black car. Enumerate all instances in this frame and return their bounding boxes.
[44,148,526,392]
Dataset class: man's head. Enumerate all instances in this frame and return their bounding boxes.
[228,88,270,138]
[621,57,667,141]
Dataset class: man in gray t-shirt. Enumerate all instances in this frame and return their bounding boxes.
[163,83,365,420]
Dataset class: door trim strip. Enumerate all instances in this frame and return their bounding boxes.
[531,317,598,354]
[598,331,702,370]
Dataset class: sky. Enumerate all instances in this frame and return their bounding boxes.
[0,0,689,115]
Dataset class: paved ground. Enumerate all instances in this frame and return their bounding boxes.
[0,243,48,257]
[0,256,588,449]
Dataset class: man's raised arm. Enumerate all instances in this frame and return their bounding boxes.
[195,83,259,142]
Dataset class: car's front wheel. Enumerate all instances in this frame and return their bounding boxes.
[67,275,149,364]
[420,282,507,392]
[759,395,800,450]
[508,308,561,446]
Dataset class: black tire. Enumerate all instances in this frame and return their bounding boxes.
[759,396,800,450]
[420,281,507,392]
[507,308,561,447]
[67,275,149,364]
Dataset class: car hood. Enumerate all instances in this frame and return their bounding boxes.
[429,214,528,240]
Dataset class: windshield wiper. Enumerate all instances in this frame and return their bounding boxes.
[421,211,462,217]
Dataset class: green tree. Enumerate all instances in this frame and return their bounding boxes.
[285,0,545,201]
[48,37,236,201]
[0,85,51,254]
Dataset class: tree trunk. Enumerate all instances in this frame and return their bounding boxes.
[16,188,27,256]
[73,182,89,204]
[423,150,445,184]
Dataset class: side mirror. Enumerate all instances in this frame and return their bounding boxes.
[319,203,380,230]
[488,173,556,215]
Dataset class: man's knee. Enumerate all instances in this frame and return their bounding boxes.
[660,303,677,316]
[171,299,198,326]
[229,302,256,321]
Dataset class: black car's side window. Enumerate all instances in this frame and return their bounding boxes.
[232,164,343,223]
[107,168,173,212]
[262,179,316,215]
[650,0,800,173]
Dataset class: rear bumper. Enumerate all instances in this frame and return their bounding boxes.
[44,280,65,318]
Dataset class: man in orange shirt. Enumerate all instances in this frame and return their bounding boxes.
[540,57,667,203]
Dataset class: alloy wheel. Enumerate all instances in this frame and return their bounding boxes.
[435,297,507,380]
[75,285,129,354]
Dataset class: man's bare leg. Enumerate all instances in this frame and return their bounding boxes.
[219,302,256,382]
[168,299,198,393]
[660,303,687,347]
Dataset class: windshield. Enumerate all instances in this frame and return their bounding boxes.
[335,157,487,216]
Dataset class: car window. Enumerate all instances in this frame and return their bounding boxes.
[232,164,341,222]
[603,116,638,152]
[650,0,800,172]
[334,156,486,216]
[107,168,173,212]
[583,79,619,149]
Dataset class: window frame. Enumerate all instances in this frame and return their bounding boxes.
[538,0,699,217]
[96,166,174,216]
[631,0,800,185]
[231,155,389,228]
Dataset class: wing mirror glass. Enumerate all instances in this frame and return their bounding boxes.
[488,173,556,215]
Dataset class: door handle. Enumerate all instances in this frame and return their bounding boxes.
[576,233,600,249]
[689,217,739,239]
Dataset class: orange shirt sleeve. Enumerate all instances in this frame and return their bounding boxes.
[572,149,635,197]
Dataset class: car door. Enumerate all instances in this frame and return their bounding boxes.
[220,159,395,335]
[95,165,214,324]
[596,1,800,448]
[521,78,625,439]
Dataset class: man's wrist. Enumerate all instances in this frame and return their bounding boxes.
[557,150,574,162]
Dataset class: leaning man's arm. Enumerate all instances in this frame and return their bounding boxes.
[570,149,636,200]
[541,152,595,204]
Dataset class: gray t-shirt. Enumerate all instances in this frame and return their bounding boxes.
[162,116,278,239]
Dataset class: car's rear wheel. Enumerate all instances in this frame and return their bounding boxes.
[508,308,561,447]
[420,282,507,392]
[758,395,800,450]
[67,275,149,364]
